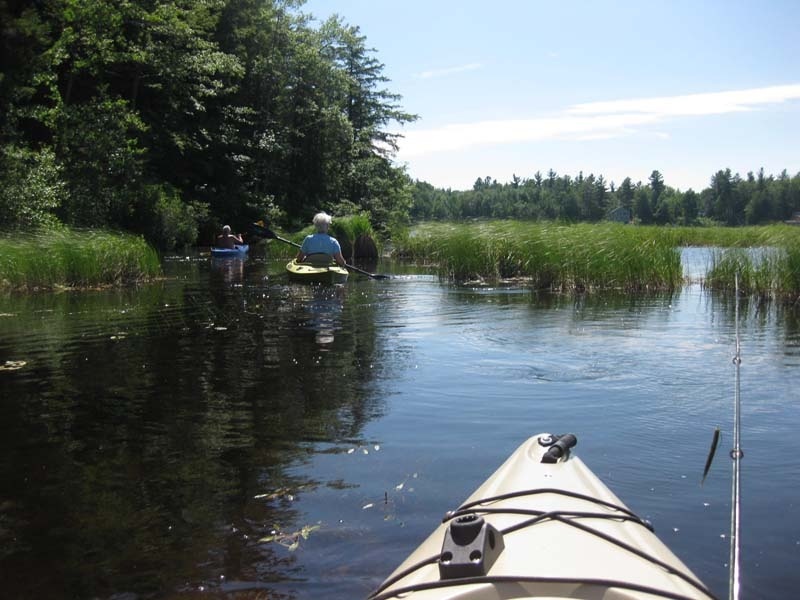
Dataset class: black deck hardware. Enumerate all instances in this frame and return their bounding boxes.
[439,514,505,580]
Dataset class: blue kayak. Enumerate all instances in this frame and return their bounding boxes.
[211,244,249,257]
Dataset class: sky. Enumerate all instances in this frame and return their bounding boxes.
[302,0,800,192]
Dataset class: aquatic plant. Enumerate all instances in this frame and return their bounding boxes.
[330,213,379,259]
[397,221,683,291]
[0,227,161,290]
[398,221,800,297]
[266,214,381,260]
[702,225,800,300]
[707,245,800,301]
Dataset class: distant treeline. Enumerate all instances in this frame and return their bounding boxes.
[0,0,416,248]
[411,168,800,226]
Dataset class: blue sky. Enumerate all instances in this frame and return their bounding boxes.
[302,0,800,192]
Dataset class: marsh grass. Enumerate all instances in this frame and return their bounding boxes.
[658,224,799,248]
[703,226,800,300]
[399,221,683,291]
[0,228,161,290]
[707,244,800,300]
[267,214,380,259]
[398,221,800,296]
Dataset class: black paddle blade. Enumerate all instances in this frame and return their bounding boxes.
[701,427,721,485]
[250,221,276,239]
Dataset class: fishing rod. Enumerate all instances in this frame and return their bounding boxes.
[701,273,744,600]
[729,274,743,600]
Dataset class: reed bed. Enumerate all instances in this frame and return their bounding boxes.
[655,224,799,248]
[706,242,800,300]
[0,228,162,290]
[266,214,380,259]
[700,225,800,300]
[399,221,800,297]
[399,221,683,291]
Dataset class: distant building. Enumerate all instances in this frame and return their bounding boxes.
[607,207,632,223]
[785,212,800,225]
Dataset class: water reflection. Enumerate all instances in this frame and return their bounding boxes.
[0,253,798,599]
[210,254,246,285]
[0,258,390,598]
[291,284,345,346]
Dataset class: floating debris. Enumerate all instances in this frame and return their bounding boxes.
[0,360,26,371]
[258,524,320,551]
[254,485,312,501]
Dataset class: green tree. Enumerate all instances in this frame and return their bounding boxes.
[616,177,634,211]
[634,185,652,224]
[744,168,771,224]
[710,169,743,225]
[679,190,699,225]
[0,145,64,228]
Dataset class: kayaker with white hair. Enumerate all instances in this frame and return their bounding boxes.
[296,212,347,268]
[216,224,243,249]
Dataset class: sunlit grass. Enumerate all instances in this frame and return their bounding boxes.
[398,221,683,291]
[0,228,162,290]
[265,214,380,259]
[707,242,800,300]
[657,224,799,248]
[398,221,800,296]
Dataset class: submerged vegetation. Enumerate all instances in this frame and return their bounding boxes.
[0,229,161,290]
[396,221,800,298]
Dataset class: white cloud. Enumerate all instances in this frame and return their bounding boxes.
[567,84,800,117]
[417,62,484,79]
[396,84,800,158]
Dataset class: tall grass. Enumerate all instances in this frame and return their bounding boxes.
[0,228,161,290]
[267,214,380,259]
[707,242,800,300]
[399,221,800,297]
[398,221,683,291]
[656,224,799,248]
[701,225,800,300]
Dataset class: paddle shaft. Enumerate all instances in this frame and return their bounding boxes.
[253,223,388,279]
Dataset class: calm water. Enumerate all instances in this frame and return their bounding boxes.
[0,248,798,599]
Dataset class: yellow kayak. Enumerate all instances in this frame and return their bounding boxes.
[285,258,348,284]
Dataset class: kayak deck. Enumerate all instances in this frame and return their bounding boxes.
[369,434,716,600]
[286,258,348,284]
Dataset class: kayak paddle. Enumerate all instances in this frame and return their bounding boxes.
[250,221,390,280]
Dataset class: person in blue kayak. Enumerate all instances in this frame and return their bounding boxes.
[217,225,244,249]
[296,212,347,268]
